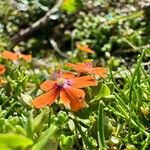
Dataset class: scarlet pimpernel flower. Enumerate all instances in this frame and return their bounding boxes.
[32,69,97,111]
[76,43,95,54]
[0,64,6,87]
[1,50,32,62]
[0,64,5,75]
[67,59,107,78]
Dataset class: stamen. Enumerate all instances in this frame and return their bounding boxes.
[51,65,62,79]
[84,59,93,68]
[57,78,66,87]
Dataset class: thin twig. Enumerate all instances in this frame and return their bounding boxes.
[49,39,70,60]
[11,0,63,44]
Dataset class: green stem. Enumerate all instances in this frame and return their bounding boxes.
[122,38,138,50]
[73,118,93,150]
[138,85,150,95]
[26,110,33,139]
[142,134,150,150]
[98,101,107,150]
[48,108,51,127]
[5,102,17,118]
[106,11,144,25]
[109,99,148,136]
[137,64,142,107]
[1,96,13,107]
[109,62,148,136]
[116,95,148,136]
[128,49,146,142]
[74,127,84,150]
[140,65,150,86]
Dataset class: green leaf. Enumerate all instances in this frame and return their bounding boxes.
[61,0,82,13]
[0,133,33,150]
[101,95,115,103]
[32,124,59,150]
[97,101,107,150]
[101,84,111,97]
[106,82,114,93]
[91,84,111,103]
[20,93,33,109]
[26,111,33,139]
[33,108,49,132]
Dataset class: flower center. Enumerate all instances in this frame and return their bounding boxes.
[51,66,62,80]
[84,59,93,68]
[57,78,66,87]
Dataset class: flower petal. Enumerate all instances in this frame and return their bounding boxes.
[66,63,77,68]
[60,86,86,111]
[70,76,97,88]
[40,80,56,92]
[2,50,18,61]
[76,43,95,54]
[61,72,75,79]
[67,62,92,74]
[91,67,107,78]
[19,54,32,62]
[32,87,58,108]
[0,64,5,75]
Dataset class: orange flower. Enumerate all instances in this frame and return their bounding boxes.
[0,64,6,87]
[67,60,107,78]
[0,64,5,75]
[1,50,32,62]
[32,70,97,111]
[76,43,95,54]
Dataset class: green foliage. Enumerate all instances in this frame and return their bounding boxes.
[0,133,33,150]
[60,135,74,150]
[0,0,150,150]
[72,6,150,58]
[61,0,82,13]
[32,124,59,150]
[0,49,149,149]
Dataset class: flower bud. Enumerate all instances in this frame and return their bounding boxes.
[57,111,68,124]
[126,144,136,150]
[60,135,74,150]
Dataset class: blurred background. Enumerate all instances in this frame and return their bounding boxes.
[0,0,150,67]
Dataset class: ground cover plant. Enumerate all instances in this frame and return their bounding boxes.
[0,0,150,150]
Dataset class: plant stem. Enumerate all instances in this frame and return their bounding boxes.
[73,118,93,150]
[26,110,33,139]
[109,64,149,136]
[106,10,144,25]
[97,101,107,150]
[128,49,146,142]
[5,102,17,118]
[142,134,150,150]
[48,108,51,127]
